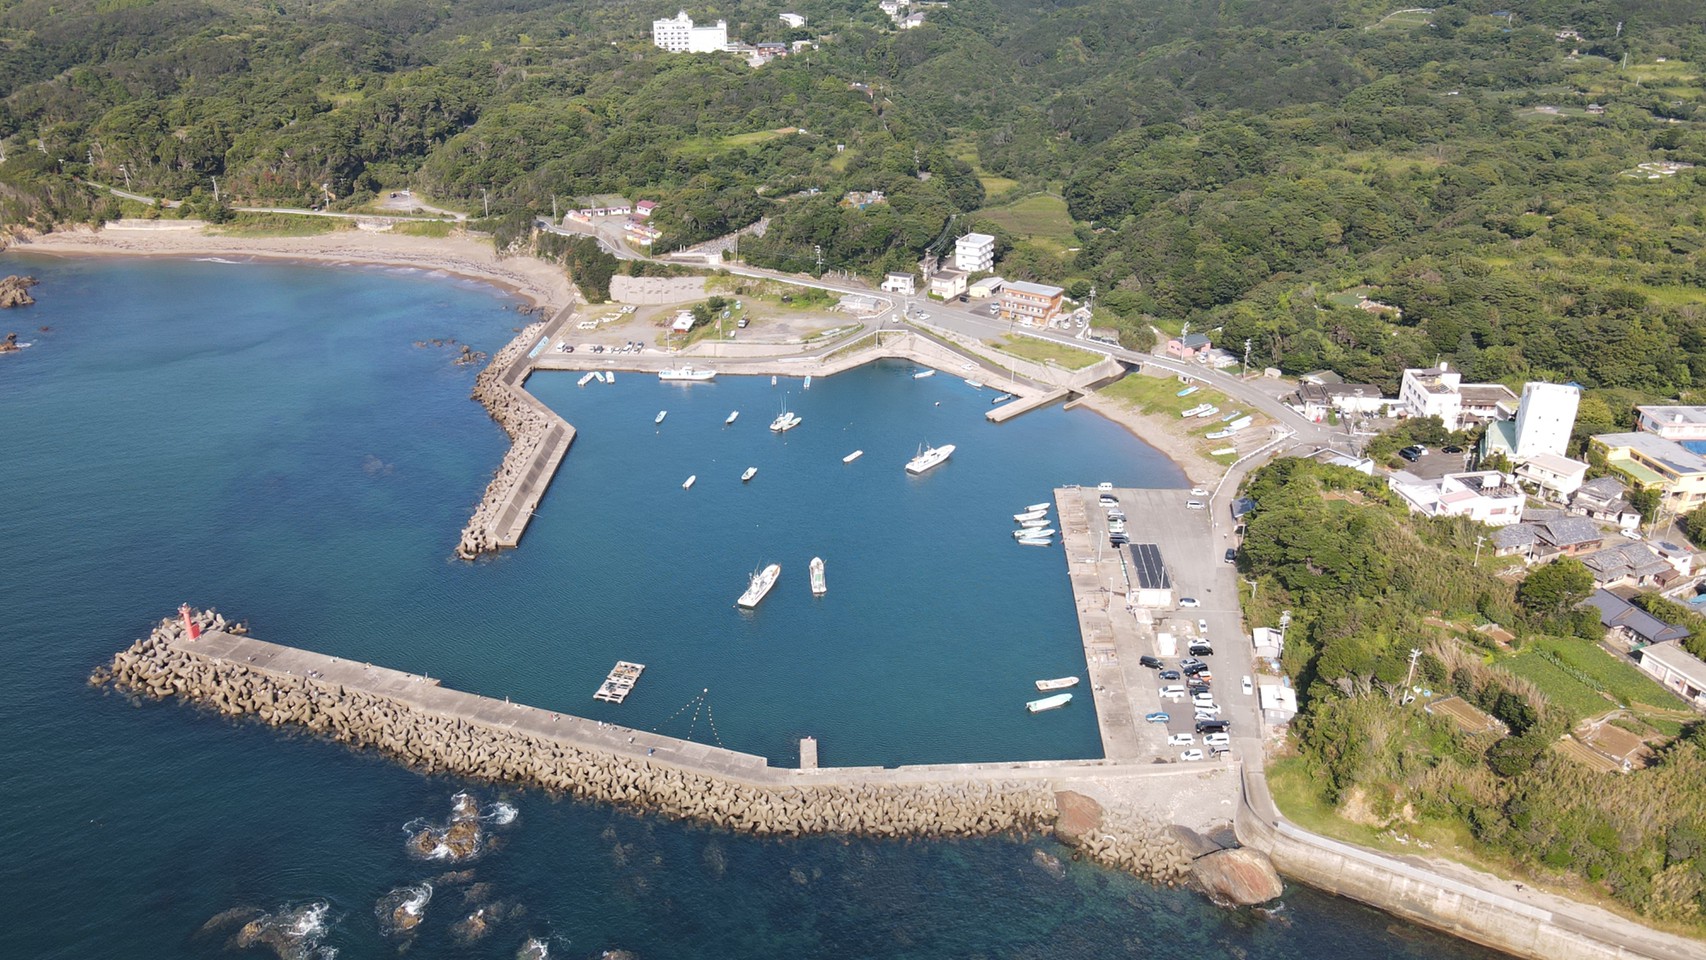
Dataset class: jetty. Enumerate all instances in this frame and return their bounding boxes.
[593,661,645,703]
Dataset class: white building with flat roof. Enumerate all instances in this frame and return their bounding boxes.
[1638,406,1706,442]
[652,11,728,53]
[1389,470,1525,526]
[954,232,995,273]
[880,272,916,295]
[1512,382,1580,458]
[779,12,806,28]
[1399,363,1464,429]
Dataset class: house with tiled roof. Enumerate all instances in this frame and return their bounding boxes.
[1581,542,1684,589]
[1570,477,1642,533]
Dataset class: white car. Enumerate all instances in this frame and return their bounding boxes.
[1190,487,1209,496]
[1197,618,1209,634]
[1168,733,1195,746]
[1159,685,1187,700]
[1242,675,1253,695]
[1194,708,1221,720]
[1204,733,1230,748]
[1193,693,1217,707]
[1178,597,1200,608]
[1180,749,1205,762]
[1186,500,1205,510]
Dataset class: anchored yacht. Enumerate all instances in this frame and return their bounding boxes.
[905,443,955,475]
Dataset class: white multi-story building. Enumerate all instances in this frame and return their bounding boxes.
[954,232,995,273]
[1399,362,1464,429]
[1637,405,1706,442]
[1512,382,1579,458]
[1389,470,1526,527]
[779,12,806,28]
[880,272,916,295]
[652,11,728,53]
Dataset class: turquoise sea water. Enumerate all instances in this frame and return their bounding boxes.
[0,253,1504,959]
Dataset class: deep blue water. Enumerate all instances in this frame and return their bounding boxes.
[0,253,1505,959]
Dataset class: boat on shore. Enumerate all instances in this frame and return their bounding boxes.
[1181,403,1210,417]
[1026,692,1073,713]
[913,369,935,379]
[809,556,826,596]
[659,365,716,382]
[682,475,696,489]
[725,410,739,425]
[577,371,597,387]
[1035,676,1080,692]
[741,467,757,482]
[1176,385,1199,397]
[843,450,863,463]
[737,563,781,609]
[655,410,668,425]
[905,442,955,475]
[1013,527,1056,539]
[1195,406,1221,419]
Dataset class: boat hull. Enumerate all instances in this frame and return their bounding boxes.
[1026,693,1073,713]
[1035,676,1081,692]
[737,563,781,609]
[809,557,826,596]
[843,450,863,463]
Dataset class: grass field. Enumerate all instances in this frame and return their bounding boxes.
[1099,373,1255,464]
[1501,637,1686,729]
[389,220,456,238]
[674,127,794,157]
[212,213,344,237]
[975,193,1077,253]
[988,335,1101,370]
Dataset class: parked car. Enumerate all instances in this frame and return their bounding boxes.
[1224,547,1237,564]
[1145,712,1170,724]
[1186,500,1205,510]
[1195,719,1230,734]
[1399,445,1424,462]
[1139,655,1162,669]
[1180,749,1204,762]
[737,317,750,328]
[1159,669,1181,681]
[1180,657,1204,670]
[1193,692,1216,707]
[1190,487,1208,496]
[1159,685,1187,700]
[1178,597,1200,608]
[1168,733,1195,746]
[1189,642,1214,656]
[1204,732,1231,748]
[1242,676,1253,696]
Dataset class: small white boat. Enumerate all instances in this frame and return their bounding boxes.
[1181,403,1210,418]
[1027,692,1073,713]
[991,393,1013,405]
[1176,385,1199,397]
[1206,428,1234,440]
[809,556,826,596]
[1035,676,1080,692]
[1015,537,1053,547]
[741,467,757,482]
[913,369,936,379]
[655,410,668,425]
[607,371,616,384]
[595,371,609,384]
[726,411,739,425]
[1195,406,1220,419]
[1221,410,1244,422]
[1013,527,1056,539]
[1014,509,1047,522]
[771,375,778,386]
[659,366,715,382]
[843,450,863,463]
[578,371,597,387]
[738,563,781,609]
[1019,518,1051,528]
[682,475,696,489]
[770,411,802,432]
[1025,502,1051,512]
[804,375,813,390]
[964,378,985,389]
[906,443,954,475]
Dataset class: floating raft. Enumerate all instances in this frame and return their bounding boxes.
[594,661,646,703]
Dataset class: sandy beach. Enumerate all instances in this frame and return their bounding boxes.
[7,221,579,314]
[1072,393,1223,486]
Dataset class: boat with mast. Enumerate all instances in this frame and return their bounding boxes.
[809,557,826,596]
[905,442,954,475]
[658,365,715,382]
[737,563,781,609]
[769,396,801,432]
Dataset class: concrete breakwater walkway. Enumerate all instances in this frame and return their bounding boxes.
[90,610,1258,890]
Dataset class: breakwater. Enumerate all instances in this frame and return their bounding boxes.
[94,612,1061,842]
[456,317,576,559]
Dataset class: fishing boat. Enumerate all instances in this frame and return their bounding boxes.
[1020,518,1052,528]
[655,410,668,425]
[725,410,739,425]
[682,475,696,489]
[1181,403,1210,418]
[1195,406,1220,418]
[595,371,609,384]
[809,556,826,596]
[1035,676,1081,692]
[804,375,813,390]
[1026,692,1073,713]
[1015,537,1053,547]
[577,371,597,387]
[1014,509,1047,522]
[771,375,778,386]
[912,369,936,379]
[964,378,985,389]
[1221,410,1244,422]
[1176,385,1199,398]
[737,563,781,609]
[659,365,716,382]
[843,450,864,463]
[607,371,616,384]
[1206,428,1233,440]
[991,393,1013,405]
[741,467,757,482]
[770,410,802,432]
[1227,415,1253,430]
[905,442,955,475]
[1012,527,1056,539]
[1025,502,1051,512]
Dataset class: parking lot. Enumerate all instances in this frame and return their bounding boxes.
[1056,486,1259,766]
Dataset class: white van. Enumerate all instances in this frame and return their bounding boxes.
[1159,685,1187,700]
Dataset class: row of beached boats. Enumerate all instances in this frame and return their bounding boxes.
[736,557,827,609]
[1012,499,1055,547]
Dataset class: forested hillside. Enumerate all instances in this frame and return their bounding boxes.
[2,0,1705,392]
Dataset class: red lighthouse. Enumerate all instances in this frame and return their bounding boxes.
[179,603,201,640]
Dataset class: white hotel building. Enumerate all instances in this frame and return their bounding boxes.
[652,11,728,53]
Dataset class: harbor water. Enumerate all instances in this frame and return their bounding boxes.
[0,253,1505,959]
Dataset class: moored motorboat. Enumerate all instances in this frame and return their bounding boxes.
[607,371,615,383]
[1015,537,1053,547]
[1035,676,1080,692]
[770,411,802,432]
[1013,527,1056,539]
[1019,518,1051,528]
[1014,509,1046,522]
[843,450,863,463]
[905,442,954,475]
[682,475,696,489]
[1026,692,1073,713]
[804,375,813,390]
[1025,502,1051,512]
[726,410,739,424]
[737,563,781,609]
[655,410,668,425]
[741,467,757,482]
[578,371,597,386]
[659,365,716,382]
[809,556,826,596]
[964,378,985,389]
[913,369,935,379]
[595,371,608,383]
[991,393,1013,405]
[771,375,778,385]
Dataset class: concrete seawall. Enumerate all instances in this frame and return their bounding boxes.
[1233,769,1702,960]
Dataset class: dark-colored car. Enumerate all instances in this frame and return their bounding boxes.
[1158,669,1181,681]
[1183,663,1209,676]
[1189,643,1214,657]
[1399,445,1424,462]
[1195,719,1230,734]
[1139,655,1163,669]
[1223,548,1237,564]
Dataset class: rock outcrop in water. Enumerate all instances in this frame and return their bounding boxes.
[1191,847,1285,906]
[0,275,36,308]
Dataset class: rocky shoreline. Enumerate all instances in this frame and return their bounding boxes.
[455,321,563,560]
[90,611,1289,900]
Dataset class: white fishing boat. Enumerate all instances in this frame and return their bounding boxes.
[1206,428,1234,440]
[595,371,609,384]
[1035,676,1081,692]
[1013,527,1056,539]
[655,410,668,425]
[1019,518,1052,528]
[1220,410,1244,422]
[991,393,1013,405]
[771,375,778,386]
[843,450,864,463]
[682,475,696,489]
[741,467,757,482]
[770,410,802,432]
[577,371,597,387]
[1014,509,1047,522]
[1176,385,1199,398]
[964,378,985,389]
[1026,692,1073,713]
[737,563,781,609]
[1181,403,1210,417]
[913,369,936,379]
[1025,502,1051,512]
[607,371,616,384]
[1195,406,1220,419]
[905,442,955,475]
[725,410,739,425]
[809,556,826,596]
[1015,537,1053,547]
[659,365,716,382]
[804,375,813,390]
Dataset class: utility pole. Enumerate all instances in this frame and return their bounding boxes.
[1399,647,1422,704]
[813,244,823,277]
[211,176,219,202]
[481,187,490,217]
[1243,337,1252,378]
[551,196,558,221]
[1473,534,1486,566]
[118,163,130,190]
